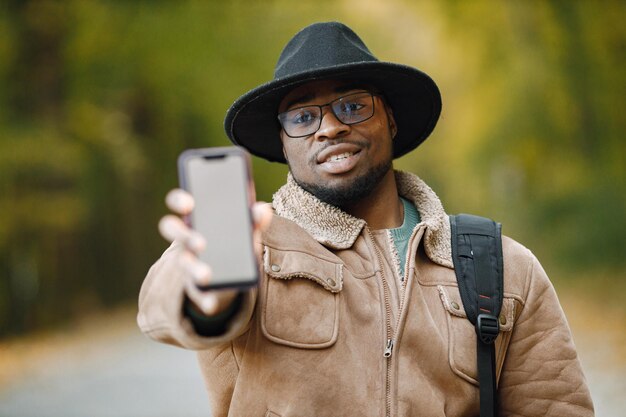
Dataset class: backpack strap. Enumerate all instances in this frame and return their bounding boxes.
[450,214,504,417]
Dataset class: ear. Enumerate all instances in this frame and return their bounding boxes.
[278,130,290,163]
[385,104,398,139]
[282,145,289,163]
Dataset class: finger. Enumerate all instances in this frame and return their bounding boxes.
[184,281,219,315]
[165,189,195,215]
[252,202,273,232]
[185,284,238,316]
[159,215,206,253]
[179,251,212,287]
[159,214,185,242]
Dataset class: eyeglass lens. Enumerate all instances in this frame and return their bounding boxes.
[278,92,375,138]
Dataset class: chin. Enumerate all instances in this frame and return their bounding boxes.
[296,160,392,208]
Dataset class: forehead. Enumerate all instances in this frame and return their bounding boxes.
[278,79,370,112]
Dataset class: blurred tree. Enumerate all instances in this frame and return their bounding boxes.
[0,0,623,336]
[393,0,625,272]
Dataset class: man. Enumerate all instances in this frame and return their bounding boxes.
[138,22,594,416]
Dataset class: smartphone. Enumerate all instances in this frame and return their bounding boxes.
[177,147,258,290]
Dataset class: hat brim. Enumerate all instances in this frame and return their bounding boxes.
[224,61,441,163]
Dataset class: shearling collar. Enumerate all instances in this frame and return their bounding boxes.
[271,171,453,269]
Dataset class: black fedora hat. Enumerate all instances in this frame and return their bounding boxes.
[224,21,441,163]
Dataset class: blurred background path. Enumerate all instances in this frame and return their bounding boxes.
[0,307,211,417]
[0,288,624,417]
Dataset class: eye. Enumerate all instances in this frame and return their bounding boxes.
[336,95,369,115]
[290,108,318,125]
[341,101,366,113]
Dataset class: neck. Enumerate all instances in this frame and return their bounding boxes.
[342,169,403,229]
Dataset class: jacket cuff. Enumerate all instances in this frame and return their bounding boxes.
[183,292,244,337]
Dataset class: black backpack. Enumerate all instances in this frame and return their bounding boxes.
[450,214,504,417]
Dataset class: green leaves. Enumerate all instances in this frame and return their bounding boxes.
[1,0,623,335]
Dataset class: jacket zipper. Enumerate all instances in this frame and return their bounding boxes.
[368,226,420,417]
[366,228,395,417]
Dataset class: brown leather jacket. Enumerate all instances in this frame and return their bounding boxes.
[137,171,594,417]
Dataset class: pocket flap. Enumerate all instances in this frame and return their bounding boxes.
[438,285,515,332]
[264,247,343,293]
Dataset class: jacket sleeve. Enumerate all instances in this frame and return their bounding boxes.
[498,253,594,416]
[136,241,257,350]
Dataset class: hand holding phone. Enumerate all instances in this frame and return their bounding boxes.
[157,147,272,315]
[178,147,259,290]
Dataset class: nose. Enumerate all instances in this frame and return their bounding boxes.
[314,108,350,141]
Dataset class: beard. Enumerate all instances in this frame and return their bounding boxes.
[293,159,392,209]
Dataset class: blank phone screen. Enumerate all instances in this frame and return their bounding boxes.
[184,153,257,288]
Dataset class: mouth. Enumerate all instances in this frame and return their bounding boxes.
[316,144,363,174]
[324,151,358,163]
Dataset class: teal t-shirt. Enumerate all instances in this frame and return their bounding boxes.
[389,197,420,278]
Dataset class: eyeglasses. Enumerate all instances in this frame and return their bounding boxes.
[277,91,378,138]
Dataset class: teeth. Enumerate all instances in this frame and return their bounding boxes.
[326,152,353,163]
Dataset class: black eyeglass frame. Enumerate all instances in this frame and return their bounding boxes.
[277,91,381,138]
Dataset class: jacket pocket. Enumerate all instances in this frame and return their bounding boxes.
[261,247,342,349]
[437,285,516,385]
